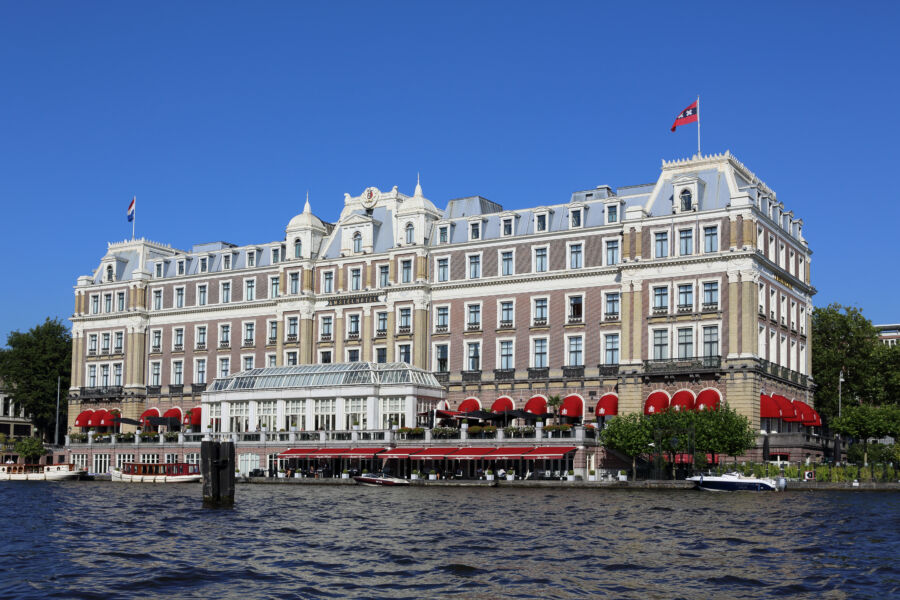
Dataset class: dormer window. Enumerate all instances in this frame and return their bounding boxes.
[223,254,231,270]
[405,223,415,245]
[536,214,547,232]
[247,252,256,268]
[680,189,693,211]
[470,222,480,240]
[502,218,513,236]
[199,257,208,273]
[570,209,582,228]
[272,248,280,263]
[155,263,163,278]
[106,265,114,282]
[177,260,185,276]
[294,239,302,259]
[439,226,448,244]
[353,232,362,253]
[607,205,618,224]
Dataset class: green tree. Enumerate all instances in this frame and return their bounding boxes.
[14,436,48,464]
[832,404,898,466]
[601,412,652,478]
[0,318,71,440]
[706,403,757,460]
[811,304,882,421]
[646,410,695,478]
[546,394,562,425]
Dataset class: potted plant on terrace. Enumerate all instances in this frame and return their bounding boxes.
[278,468,286,479]
[485,468,494,481]
[506,469,515,481]
[588,469,597,482]
[411,469,420,480]
[341,469,350,479]
[428,469,437,481]
[164,432,179,442]
[566,469,576,482]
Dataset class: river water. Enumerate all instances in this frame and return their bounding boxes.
[1,481,897,599]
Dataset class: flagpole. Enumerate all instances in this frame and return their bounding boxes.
[132,196,136,241]
[696,95,701,156]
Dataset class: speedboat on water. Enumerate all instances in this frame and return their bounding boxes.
[687,471,783,492]
[0,463,86,481]
[353,473,410,486]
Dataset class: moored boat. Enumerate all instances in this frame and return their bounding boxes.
[0,464,86,481]
[353,473,410,486]
[687,471,783,492]
[111,462,202,483]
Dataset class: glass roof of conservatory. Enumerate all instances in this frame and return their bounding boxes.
[208,362,443,393]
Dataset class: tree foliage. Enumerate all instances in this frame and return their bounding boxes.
[0,318,71,439]
[14,436,49,464]
[600,412,651,476]
[830,404,900,465]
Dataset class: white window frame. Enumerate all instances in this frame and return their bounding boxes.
[400,259,413,284]
[194,357,207,384]
[468,219,483,241]
[196,283,208,306]
[677,226,695,257]
[566,240,584,270]
[533,211,549,233]
[149,360,162,386]
[565,333,584,366]
[530,335,549,368]
[466,251,482,280]
[432,341,451,372]
[150,328,162,351]
[170,358,184,385]
[603,331,621,365]
[703,223,720,253]
[220,281,231,304]
[269,275,280,298]
[321,269,335,294]
[532,245,549,273]
[244,277,256,301]
[498,248,515,277]
[569,207,584,229]
[395,342,413,364]
[435,255,450,283]
[500,217,515,237]
[496,337,515,370]
[532,295,549,324]
[434,304,450,331]
[465,301,483,329]
[497,298,515,328]
[349,267,362,291]
[465,339,482,371]
[605,238,620,266]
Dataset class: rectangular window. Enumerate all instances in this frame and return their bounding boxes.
[534,298,548,321]
[439,227,448,244]
[349,314,360,335]
[198,285,207,306]
[150,363,160,386]
[272,248,280,263]
[568,295,583,321]
[174,328,184,348]
[350,268,361,291]
[470,222,480,240]
[534,248,547,272]
[290,273,299,294]
[679,229,693,255]
[655,232,669,258]
[568,336,583,366]
[323,272,334,293]
[467,342,480,371]
[102,333,110,352]
[173,361,183,385]
[223,254,231,270]
[287,317,297,337]
[347,349,359,362]
[114,331,123,352]
[219,357,230,378]
[113,364,122,386]
[536,214,547,232]
[321,316,332,337]
[151,330,161,350]
[606,240,619,265]
[607,205,618,224]
[570,209,581,228]
[320,351,332,364]
[197,326,207,346]
[703,282,719,305]
[117,292,125,311]
[703,326,719,357]
[499,340,514,369]
[606,293,620,316]
[377,312,388,332]
[220,324,230,344]
[91,295,100,314]
[376,347,387,363]
[401,260,412,283]
[533,338,547,368]
[199,257,208,273]
[500,301,514,324]
[104,294,112,313]
[244,355,256,370]
[467,304,480,327]
[569,243,582,269]
[677,328,693,359]
[437,258,448,282]
[678,284,693,308]
[397,344,411,363]
[436,307,448,328]
[177,260,185,275]
[653,287,669,309]
[196,359,206,384]
[152,290,162,310]
[88,365,97,387]
[221,282,231,303]
[271,276,280,298]
[605,334,619,364]
[704,226,718,252]
[378,265,389,287]
[502,218,513,236]
[653,330,669,360]
[244,322,254,344]
[175,288,184,308]
[155,263,163,277]
[268,321,277,342]
[101,364,109,386]
[245,280,255,301]
[468,255,481,279]
[89,334,98,352]
[436,344,449,372]
[247,252,255,267]
[398,308,411,329]
[501,251,513,276]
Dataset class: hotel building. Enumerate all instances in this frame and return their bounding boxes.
[63,152,829,473]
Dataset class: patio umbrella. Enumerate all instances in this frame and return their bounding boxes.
[462,410,496,421]
[111,417,143,426]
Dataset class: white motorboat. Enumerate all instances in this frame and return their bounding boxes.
[687,471,784,492]
[0,464,86,481]
[353,473,410,486]
[111,462,202,483]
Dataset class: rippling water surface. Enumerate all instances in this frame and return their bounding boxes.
[1,481,898,599]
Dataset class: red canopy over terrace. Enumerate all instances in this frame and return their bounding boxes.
[183,406,202,426]
[674,453,719,464]
[670,390,695,412]
[696,389,721,410]
[307,448,352,459]
[140,408,160,426]
[485,447,536,459]
[88,410,112,428]
[772,395,800,422]
[378,447,426,459]
[457,398,481,413]
[98,411,120,427]
[411,447,461,460]
[760,394,781,418]
[491,396,514,413]
[559,395,583,418]
[74,410,94,428]
[277,448,318,459]
[595,393,618,417]
[447,447,495,460]
[524,396,547,415]
[340,448,387,459]
[792,400,822,427]
[644,392,669,415]
[523,446,578,459]
[163,407,182,421]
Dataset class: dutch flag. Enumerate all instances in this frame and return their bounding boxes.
[127,196,135,222]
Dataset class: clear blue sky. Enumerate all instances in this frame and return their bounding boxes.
[1,2,898,345]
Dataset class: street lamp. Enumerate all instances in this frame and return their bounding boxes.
[838,370,845,418]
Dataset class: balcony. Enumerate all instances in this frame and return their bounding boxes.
[286,334,297,342]
[702,302,718,313]
[87,349,97,356]
[219,341,231,349]
[604,312,619,322]
[242,339,255,348]
[174,344,184,352]
[434,325,448,334]
[528,367,549,380]
[466,322,481,332]
[169,384,184,395]
[567,315,583,325]
[498,320,513,329]
[375,329,387,338]
[397,326,411,335]
[532,318,547,327]
[113,346,123,354]
[320,333,332,341]
[191,383,207,393]
[598,364,619,377]
[643,356,721,373]
[195,343,206,351]
[150,346,161,353]
[652,306,668,316]
[267,337,277,345]
[347,331,360,340]
[462,370,482,382]
[563,365,584,379]
[146,385,162,395]
[493,368,515,381]
[434,372,450,384]
[79,386,124,399]
[677,304,693,314]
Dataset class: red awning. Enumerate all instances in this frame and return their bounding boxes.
[140,408,160,425]
[163,407,182,420]
[670,390,695,412]
[772,395,799,421]
[308,448,353,459]
[98,411,120,427]
[88,410,112,427]
[595,393,618,416]
[491,396,514,413]
[485,447,536,459]
[379,447,426,459]
[74,410,94,428]
[696,389,720,411]
[645,392,669,415]
[447,447,495,460]
[674,453,718,464]
[559,395,583,418]
[436,410,462,419]
[792,400,820,427]
[457,398,480,413]
[277,448,318,458]
[183,406,202,426]
[524,396,547,415]
[341,448,387,459]
[410,447,460,460]
[760,394,780,418]
[523,446,578,459]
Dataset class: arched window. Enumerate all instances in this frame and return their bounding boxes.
[294,238,301,259]
[405,223,415,244]
[106,266,114,282]
[680,189,693,211]
[353,232,362,253]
